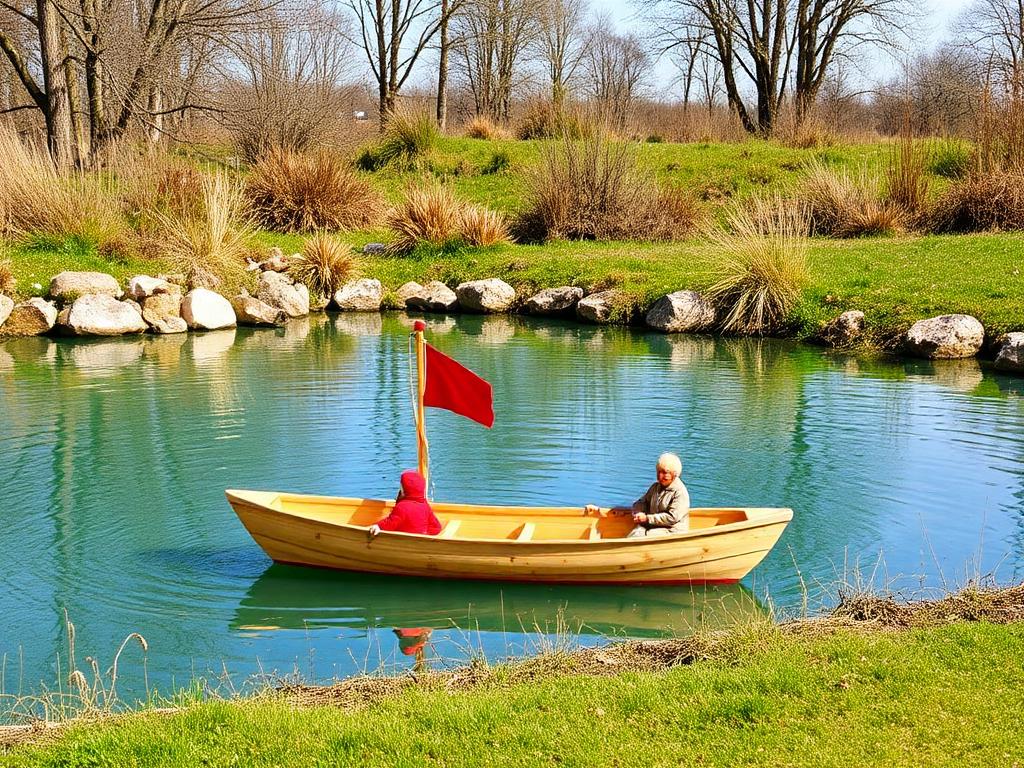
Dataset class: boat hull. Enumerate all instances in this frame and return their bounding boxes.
[226,490,792,585]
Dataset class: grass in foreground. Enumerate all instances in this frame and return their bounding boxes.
[3,620,1023,767]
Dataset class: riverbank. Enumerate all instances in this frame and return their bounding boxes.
[3,585,1023,765]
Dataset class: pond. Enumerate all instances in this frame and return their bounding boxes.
[2,313,1023,706]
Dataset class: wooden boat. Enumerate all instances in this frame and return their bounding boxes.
[226,489,792,584]
[231,565,767,637]
[227,321,793,585]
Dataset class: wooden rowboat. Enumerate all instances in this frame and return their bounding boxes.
[225,489,793,585]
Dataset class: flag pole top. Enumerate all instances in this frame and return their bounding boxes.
[413,320,426,332]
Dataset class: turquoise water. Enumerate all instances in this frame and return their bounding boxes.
[2,313,1023,707]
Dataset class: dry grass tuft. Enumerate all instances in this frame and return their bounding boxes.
[800,162,906,237]
[464,115,509,141]
[829,583,1024,629]
[929,169,1024,233]
[0,255,14,295]
[0,128,124,246]
[153,171,252,290]
[518,133,701,242]
[246,149,383,233]
[705,196,809,334]
[460,204,512,247]
[885,132,931,225]
[116,152,205,228]
[289,233,358,297]
[359,110,440,171]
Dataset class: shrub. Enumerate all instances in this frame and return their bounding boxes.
[246,149,383,233]
[461,205,512,247]
[705,197,809,334]
[290,233,357,298]
[0,127,124,246]
[482,150,511,175]
[387,184,466,253]
[153,171,252,290]
[929,140,973,179]
[465,115,508,140]
[516,101,556,140]
[929,169,1024,233]
[800,162,906,237]
[517,133,701,242]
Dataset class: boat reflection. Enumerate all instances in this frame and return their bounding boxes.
[232,564,767,639]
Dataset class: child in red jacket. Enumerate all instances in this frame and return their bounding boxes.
[369,470,442,536]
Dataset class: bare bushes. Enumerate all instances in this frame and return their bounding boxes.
[800,163,905,237]
[289,233,357,298]
[0,128,124,246]
[153,172,252,289]
[517,134,703,242]
[387,184,511,253]
[246,150,383,233]
[930,170,1024,232]
[705,197,809,334]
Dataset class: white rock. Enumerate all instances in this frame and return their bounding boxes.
[994,332,1024,373]
[0,294,13,327]
[397,281,424,307]
[1,297,58,336]
[904,314,984,359]
[576,290,620,324]
[58,294,148,336]
[127,275,179,301]
[406,281,459,313]
[645,290,716,333]
[180,288,236,330]
[524,287,583,316]
[257,271,309,317]
[49,271,121,301]
[455,278,516,313]
[333,279,383,311]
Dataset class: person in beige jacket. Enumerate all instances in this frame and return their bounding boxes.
[585,453,690,538]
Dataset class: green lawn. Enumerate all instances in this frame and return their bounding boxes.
[4,622,1023,767]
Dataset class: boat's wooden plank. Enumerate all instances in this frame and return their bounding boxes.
[440,520,462,539]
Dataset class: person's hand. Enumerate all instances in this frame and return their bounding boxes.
[633,512,648,524]
[369,524,381,536]
[584,504,601,515]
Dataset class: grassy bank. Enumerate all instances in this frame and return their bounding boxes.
[3,621,1023,766]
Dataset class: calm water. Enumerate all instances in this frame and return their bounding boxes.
[2,313,1024,705]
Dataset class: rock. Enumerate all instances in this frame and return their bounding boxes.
[645,290,716,333]
[188,269,222,290]
[310,292,330,312]
[524,286,583,316]
[0,294,13,327]
[455,278,516,313]
[141,293,187,334]
[397,281,424,306]
[362,242,387,255]
[257,271,309,317]
[57,294,148,336]
[994,332,1024,373]
[333,278,383,311]
[821,310,865,346]
[49,271,121,301]
[904,314,984,359]
[180,288,236,330]
[406,281,459,313]
[231,295,286,326]
[576,290,620,324]
[126,275,180,301]
[1,297,58,336]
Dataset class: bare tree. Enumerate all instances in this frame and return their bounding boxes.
[954,0,1024,92]
[536,0,587,111]
[582,24,649,128]
[346,0,444,125]
[452,0,536,120]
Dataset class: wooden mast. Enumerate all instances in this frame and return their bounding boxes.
[413,320,429,488]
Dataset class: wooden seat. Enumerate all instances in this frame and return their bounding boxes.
[516,523,535,541]
[440,520,461,538]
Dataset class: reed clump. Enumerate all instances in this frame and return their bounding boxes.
[705,196,809,334]
[387,184,511,253]
[800,162,906,237]
[359,110,439,171]
[289,233,358,298]
[246,150,383,233]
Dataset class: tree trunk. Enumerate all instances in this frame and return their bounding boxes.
[59,23,84,166]
[38,0,74,168]
[436,0,449,130]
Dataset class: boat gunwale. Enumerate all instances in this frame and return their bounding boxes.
[225,489,794,548]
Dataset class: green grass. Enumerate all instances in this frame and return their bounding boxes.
[5,622,1023,766]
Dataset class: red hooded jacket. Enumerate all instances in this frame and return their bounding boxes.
[376,471,442,535]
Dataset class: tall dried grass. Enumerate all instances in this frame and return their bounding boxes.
[115,151,205,227]
[153,171,253,289]
[930,169,1024,232]
[705,197,809,334]
[359,110,439,171]
[885,131,931,224]
[0,128,124,245]
[800,162,906,237]
[289,233,358,297]
[387,184,511,253]
[460,204,512,246]
[464,115,509,141]
[246,149,383,233]
[0,255,14,295]
[518,133,702,242]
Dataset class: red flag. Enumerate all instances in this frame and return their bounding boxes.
[423,343,494,427]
